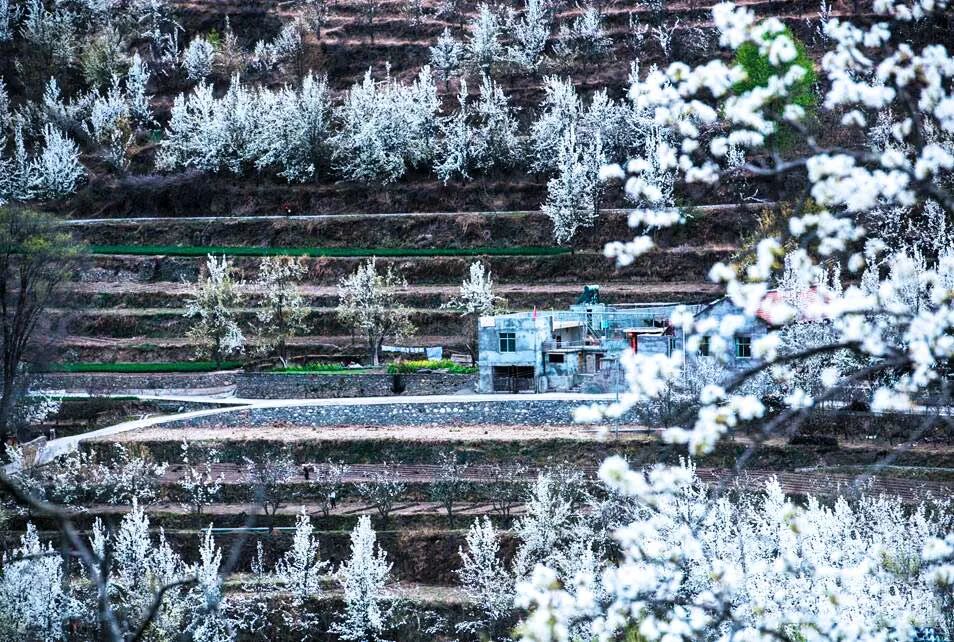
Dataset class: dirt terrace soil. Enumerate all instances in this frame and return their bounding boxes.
[79,246,735,283]
[85,499,532,518]
[89,465,954,509]
[56,334,465,361]
[153,462,954,504]
[64,281,725,308]
[62,206,757,248]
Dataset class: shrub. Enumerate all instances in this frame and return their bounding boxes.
[386,359,477,374]
[733,26,816,147]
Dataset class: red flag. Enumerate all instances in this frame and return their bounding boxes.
[532,306,537,319]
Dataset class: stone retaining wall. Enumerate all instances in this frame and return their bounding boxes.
[166,398,620,428]
[32,372,477,399]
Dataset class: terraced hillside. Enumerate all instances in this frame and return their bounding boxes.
[10,402,953,638]
[3,0,953,637]
[28,0,941,369]
[51,204,755,365]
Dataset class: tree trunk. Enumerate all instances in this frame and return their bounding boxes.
[0,377,15,449]
[370,333,379,367]
[468,315,479,366]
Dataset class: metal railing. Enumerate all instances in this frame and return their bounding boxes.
[542,339,603,350]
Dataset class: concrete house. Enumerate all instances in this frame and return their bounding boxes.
[477,287,830,393]
[690,298,770,370]
[689,288,831,369]
[477,288,704,392]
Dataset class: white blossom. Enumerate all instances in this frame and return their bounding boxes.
[506,0,550,71]
[184,255,246,365]
[182,36,215,81]
[457,517,515,636]
[468,4,502,70]
[331,516,393,641]
[336,257,414,366]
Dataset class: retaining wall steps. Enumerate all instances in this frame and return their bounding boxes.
[33,371,478,399]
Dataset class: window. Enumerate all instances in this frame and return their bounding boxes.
[735,335,752,359]
[699,335,710,356]
[499,331,516,352]
[548,353,565,363]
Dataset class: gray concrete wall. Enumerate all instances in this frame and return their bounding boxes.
[693,299,768,369]
[477,316,549,392]
[32,372,477,399]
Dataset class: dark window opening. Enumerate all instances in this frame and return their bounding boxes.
[499,332,516,352]
[735,335,752,359]
[548,353,565,363]
[699,336,710,356]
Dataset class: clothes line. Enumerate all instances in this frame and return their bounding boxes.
[381,345,444,360]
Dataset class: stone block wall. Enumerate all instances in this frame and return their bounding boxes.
[32,372,477,399]
[164,398,625,428]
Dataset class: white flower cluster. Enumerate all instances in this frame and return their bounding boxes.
[518,461,954,642]
[330,66,439,184]
[434,75,522,183]
[158,73,331,181]
[0,500,398,640]
[184,255,246,364]
[529,0,954,639]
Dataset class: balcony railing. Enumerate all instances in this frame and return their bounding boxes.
[542,339,604,351]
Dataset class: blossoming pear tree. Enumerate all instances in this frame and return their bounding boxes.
[520,1,954,640]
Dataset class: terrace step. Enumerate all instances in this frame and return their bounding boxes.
[62,281,723,310]
[55,306,466,338]
[77,246,735,286]
[61,205,758,248]
[52,333,463,363]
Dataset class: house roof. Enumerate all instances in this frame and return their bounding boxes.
[756,287,831,324]
[696,287,831,326]
[621,327,668,335]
